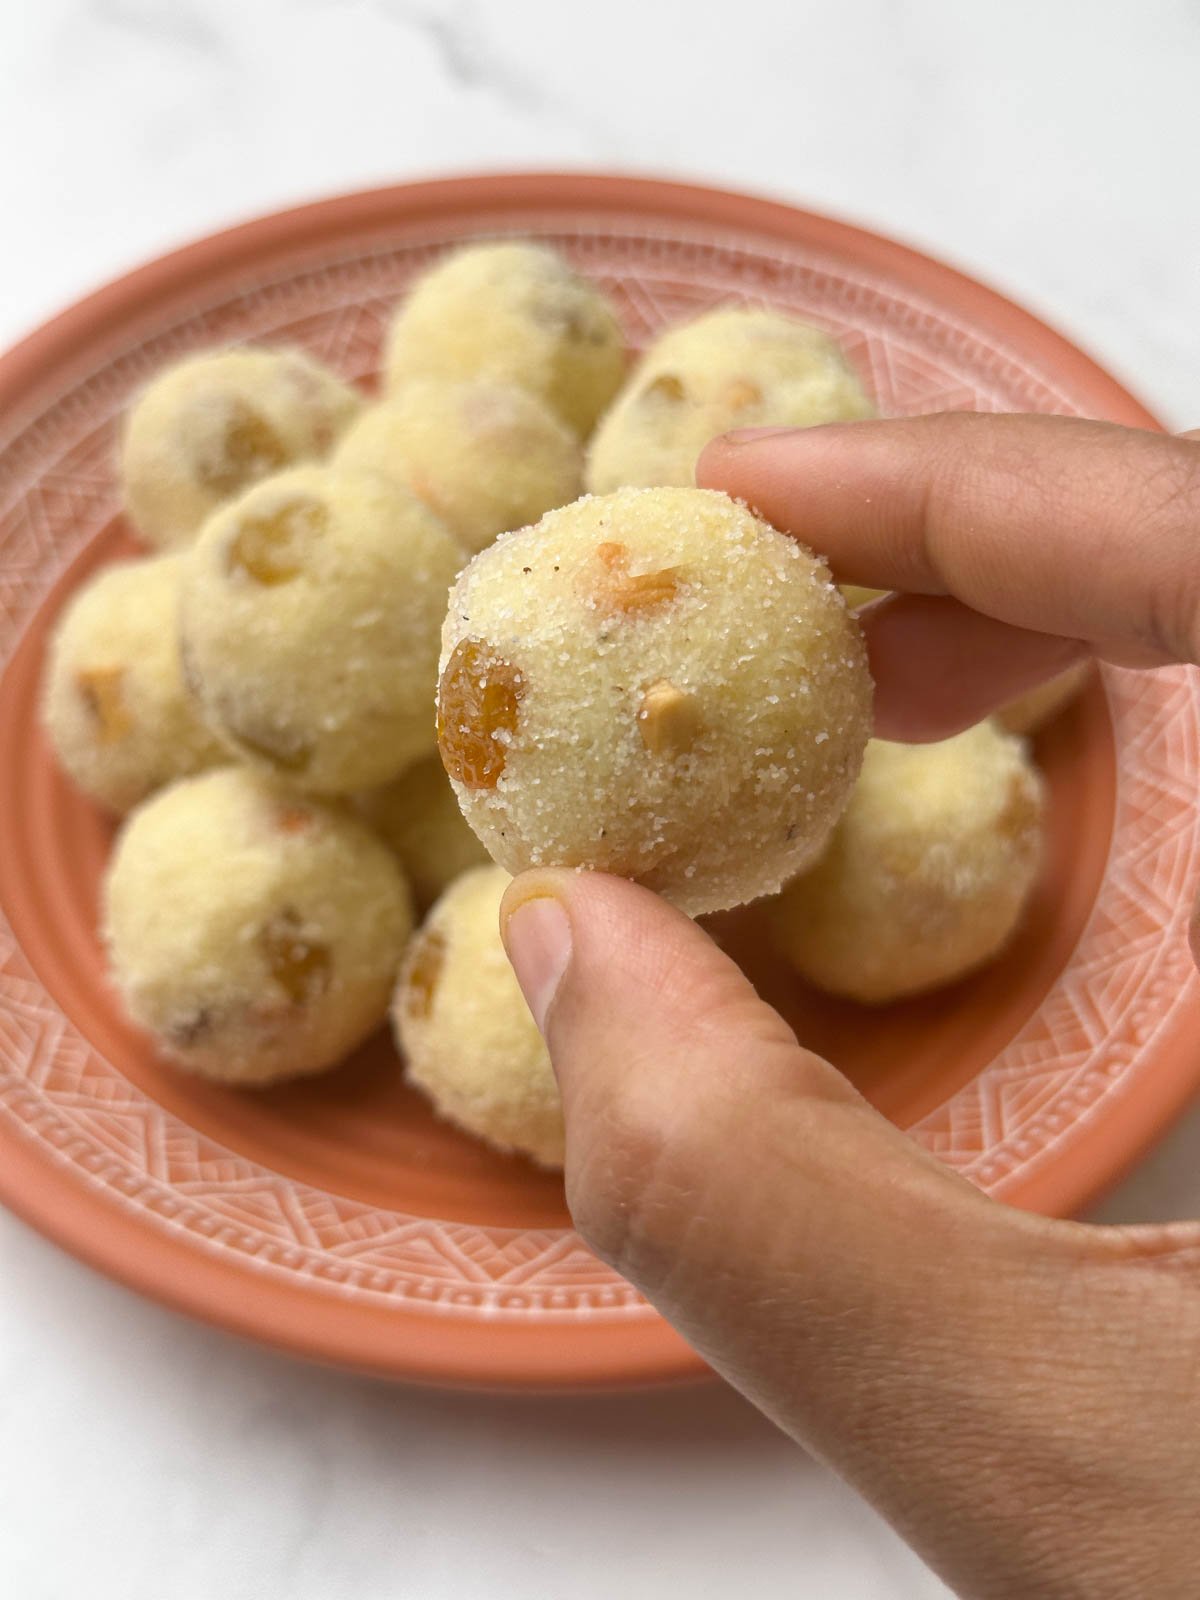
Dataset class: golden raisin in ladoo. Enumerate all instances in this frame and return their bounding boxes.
[103,768,413,1085]
[355,755,489,912]
[41,554,226,812]
[393,866,563,1168]
[768,724,1045,1004]
[384,242,625,437]
[180,463,464,793]
[585,307,874,493]
[436,486,873,917]
[437,639,526,790]
[995,661,1093,736]
[120,347,362,550]
[334,380,582,555]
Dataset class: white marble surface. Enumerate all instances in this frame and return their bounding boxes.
[1,4,1199,1597]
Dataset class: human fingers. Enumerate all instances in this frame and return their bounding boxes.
[857,592,1089,740]
[698,413,1200,671]
[499,411,1200,1588]
[501,867,1200,1597]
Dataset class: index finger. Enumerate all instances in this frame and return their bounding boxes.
[697,413,1200,669]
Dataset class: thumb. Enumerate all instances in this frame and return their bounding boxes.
[498,869,1200,1600]
[499,868,1027,1391]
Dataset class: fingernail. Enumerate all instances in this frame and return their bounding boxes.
[721,425,801,445]
[503,896,572,1035]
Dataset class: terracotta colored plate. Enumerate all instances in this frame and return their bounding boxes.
[1,174,1198,1390]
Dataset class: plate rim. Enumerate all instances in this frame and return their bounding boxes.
[0,169,1194,1389]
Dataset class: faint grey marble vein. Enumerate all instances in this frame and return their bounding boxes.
[366,0,629,154]
[89,0,224,58]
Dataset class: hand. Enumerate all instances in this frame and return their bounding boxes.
[500,415,1200,1600]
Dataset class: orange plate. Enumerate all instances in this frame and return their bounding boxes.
[1,174,1198,1390]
